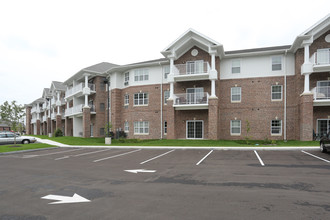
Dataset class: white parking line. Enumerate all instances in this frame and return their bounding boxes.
[93,149,141,162]
[254,150,265,166]
[196,150,213,165]
[301,150,330,163]
[140,150,175,165]
[24,148,83,158]
[73,149,111,157]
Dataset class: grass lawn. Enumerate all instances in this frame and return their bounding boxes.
[31,135,319,147]
[0,143,56,153]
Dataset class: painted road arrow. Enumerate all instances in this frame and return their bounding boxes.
[124,169,156,173]
[41,193,90,204]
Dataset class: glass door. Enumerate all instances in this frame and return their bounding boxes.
[317,119,330,137]
[186,120,203,139]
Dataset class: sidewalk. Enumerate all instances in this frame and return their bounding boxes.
[34,137,70,147]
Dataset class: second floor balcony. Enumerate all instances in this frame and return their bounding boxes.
[312,83,330,106]
[173,92,209,110]
[172,61,211,82]
[65,104,83,117]
[65,83,96,100]
[310,48,330,72]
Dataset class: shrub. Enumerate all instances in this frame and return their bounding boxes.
[54,128,63,137]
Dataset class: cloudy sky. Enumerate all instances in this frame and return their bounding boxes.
[1,0,329,106]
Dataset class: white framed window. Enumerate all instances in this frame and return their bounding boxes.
[124,121,129,133]
[134,69,149,81]
[164,90,170,104]
[124,94,129,106]
[164,65,170,79]
[134,93,148,106]
[230,120,241,135]
[272,56,282,71]
[271,120,282,135]
[134,121,149,134]
[164,121,167,135]
[271,85,282,101]
[231,87,241,102]
[231,59,241,74]
[124,72,129,86]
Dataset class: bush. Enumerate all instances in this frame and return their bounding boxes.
[54,128,63,137]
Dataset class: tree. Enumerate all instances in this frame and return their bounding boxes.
[0,101,26,146]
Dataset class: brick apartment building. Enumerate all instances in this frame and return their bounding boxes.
[26,14,330,141]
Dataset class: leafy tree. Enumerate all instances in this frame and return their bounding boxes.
[0,101,26,146]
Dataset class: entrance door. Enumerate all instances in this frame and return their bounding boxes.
[186,120,203,139]
[317,119,330,137]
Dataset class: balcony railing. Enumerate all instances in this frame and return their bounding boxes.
[42,103,47,110]
[65,104,83,116]
[310,49,330,65]
[173,61,210,76]
[42,116,47,122]
[89,104,96,113]
[173,92,209,105]
[312,86,330,100]
[65,83,96,99]
[31,118,37,124]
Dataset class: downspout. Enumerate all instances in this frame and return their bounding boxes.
[159,62,163,139]
[284,50,288,141]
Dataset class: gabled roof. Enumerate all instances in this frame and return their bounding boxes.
[64,62,119,85]
[161,28,224,59]
[42,88,51,98]
[290,14,330,52]
[51,81,66,91]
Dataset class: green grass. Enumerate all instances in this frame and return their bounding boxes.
[31,135,319,147]
[0,143,56,153]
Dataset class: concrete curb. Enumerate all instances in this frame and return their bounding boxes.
[58,145,320,151]
[0,147,60,155]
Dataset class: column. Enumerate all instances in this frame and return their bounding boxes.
[168,57,175,100]
[166,99,176,139]
[208,98,219,140]
[301,42,313,94]
[84,74,89,107]
[83,107,91,138]
[299,94,313,141]
[209,52,218,98]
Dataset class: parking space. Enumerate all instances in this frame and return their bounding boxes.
[0,147,330,219]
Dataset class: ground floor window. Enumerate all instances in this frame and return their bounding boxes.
[164,121,167,135]
[186,120,203,139]
[231,120,241,135]
[124,121,129,133]
[271,120,282,135]
[317,119,330,136]
[134,121,149,134]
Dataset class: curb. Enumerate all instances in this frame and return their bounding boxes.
[0,147,60,155]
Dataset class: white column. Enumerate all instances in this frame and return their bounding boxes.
[304,73,310,94]
[211,53,216,70]
[304,44,310,64]
[302,43,312,94]
[48,101,51,118]
[84,94,88,107]
[168,57,175,100]
[170,82,174,99]
[84,75,89,88]
[211,80,216,97]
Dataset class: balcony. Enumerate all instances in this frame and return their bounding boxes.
[173,92,209,110]
[65,104,83,117]
[65,83,96,100]
[172,61,212,82]
[51,112,65,120]
[42,116,47,122]
[310,49,330,72]
[312,85,330,106]
[42,103,48,110]
[31,118,37,124]
[31,106,37,113]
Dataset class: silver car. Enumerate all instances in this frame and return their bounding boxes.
[0,131,37,145]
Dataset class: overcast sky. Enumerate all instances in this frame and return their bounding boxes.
[1,0,329,106]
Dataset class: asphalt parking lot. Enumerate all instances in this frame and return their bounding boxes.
[0,147,330,220]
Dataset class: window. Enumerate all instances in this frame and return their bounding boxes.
[134,93,148,106]
[271,85,282,101]
[272,56,282,71]
[124,94,129,106]
[134,121,149,134]
[164,65,170,79]
[231,87,241,102]
[271,120,282,135]
[186,60,204,74]
[231,120,241,135]
[100,103,105,112]
[100,128,105,136]
[231,60,241,74]
[134,69,149,81]
[164,121,167,135]
[164,91,170,104]
[124,72,129,86]
[124,121,129,132]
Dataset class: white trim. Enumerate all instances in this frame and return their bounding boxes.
[271,85,283,101]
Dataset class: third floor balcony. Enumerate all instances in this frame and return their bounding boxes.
[65,83,96,100]
[172,61,211,82]
[310,48,330,72]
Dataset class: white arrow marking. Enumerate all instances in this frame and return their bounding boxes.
[124,169,156,174]
[41,193,90,204]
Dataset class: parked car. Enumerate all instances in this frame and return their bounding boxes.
[0,131,37,145]
[320,133,330,153]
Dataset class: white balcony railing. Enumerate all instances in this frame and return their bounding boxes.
[42,116,47,122]
[42,102,47,110]
[310,49,330,65]
[65,104,83,116]
[65,83,96,99]
[31,118,37,124]
[173,61,210,76]
[173,92,209,105]
[312,86,330,100]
